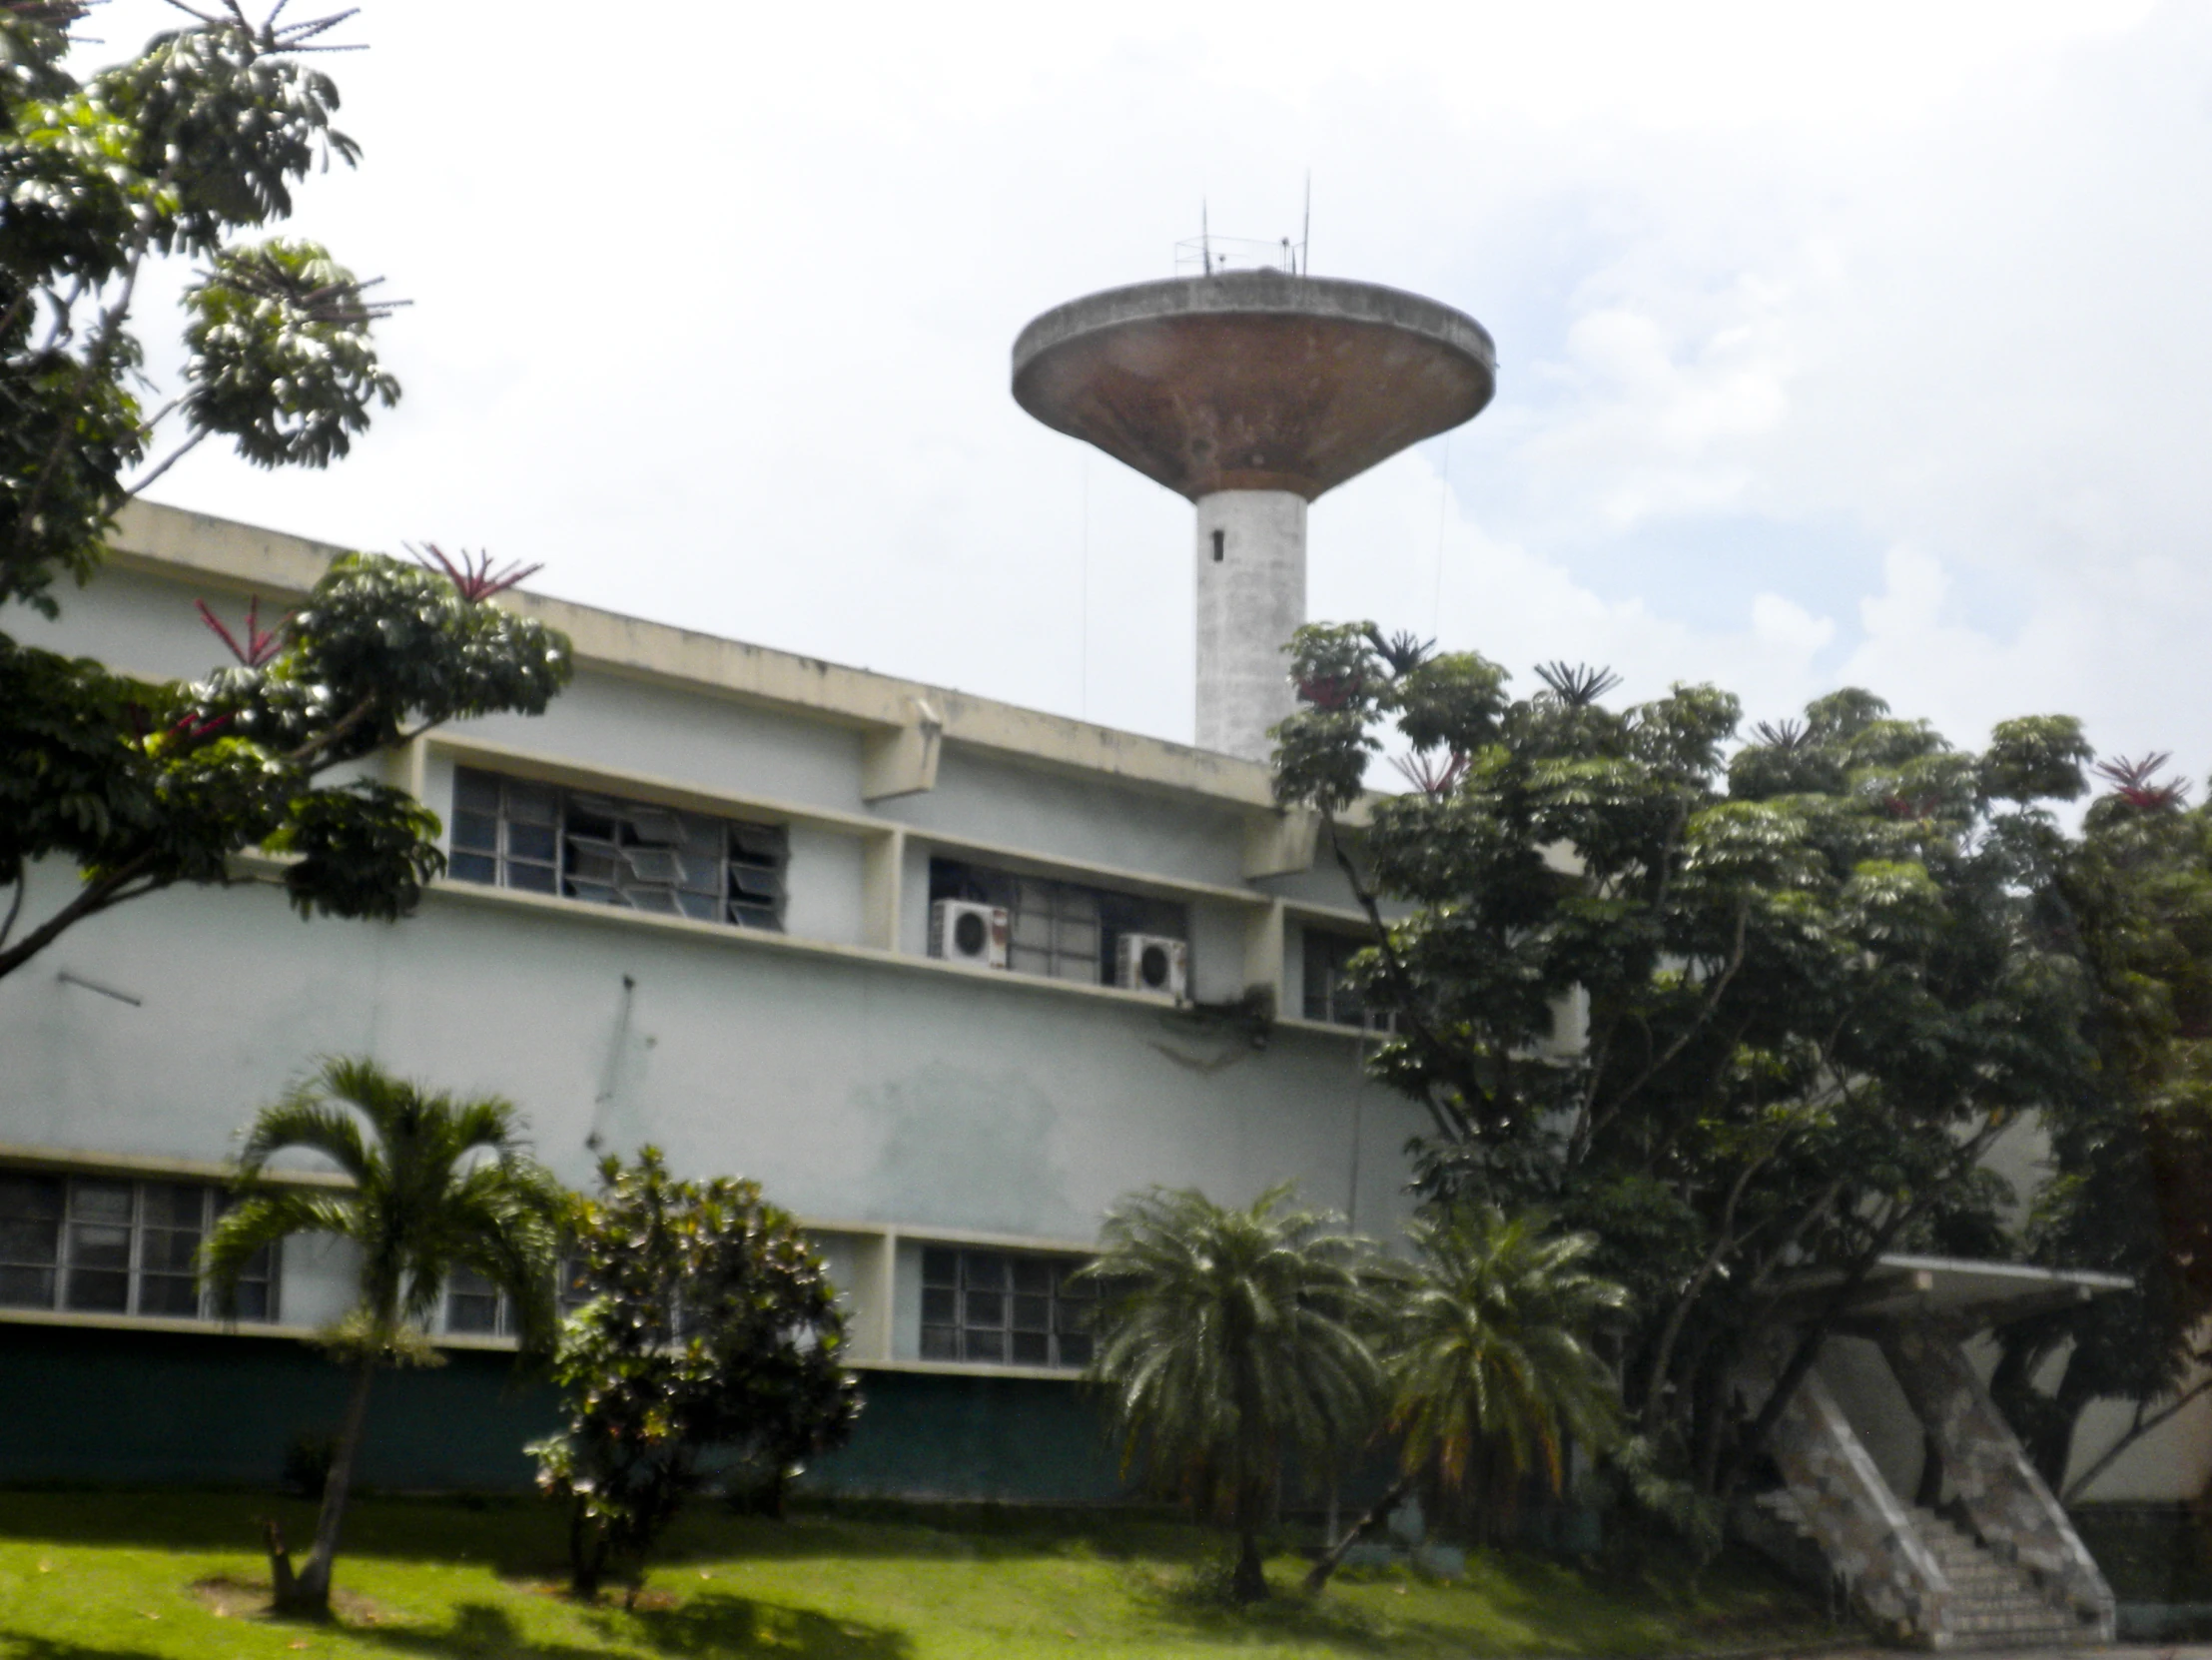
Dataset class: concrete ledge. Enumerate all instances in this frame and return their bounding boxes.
[107,499,1371,824]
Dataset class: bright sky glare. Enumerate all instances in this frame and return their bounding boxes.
[80,0,2212,780]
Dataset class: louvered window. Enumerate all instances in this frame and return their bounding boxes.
[449,768,787,931]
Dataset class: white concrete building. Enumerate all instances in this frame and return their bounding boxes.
[0,500,1416,1494]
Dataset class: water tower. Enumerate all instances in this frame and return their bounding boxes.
[1012,253,1496,762]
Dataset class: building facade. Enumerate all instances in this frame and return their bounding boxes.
[6,499,2210,1534]
[0,500,1420,1496]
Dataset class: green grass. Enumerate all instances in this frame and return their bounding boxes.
[0,1490,1839,1660]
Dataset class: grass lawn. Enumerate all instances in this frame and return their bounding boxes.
[0,1489,1841,1660]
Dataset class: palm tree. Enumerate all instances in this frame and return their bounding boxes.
[203,1057,563,1617]
[1080,1184,1385,1603]
[1306,1204,1627,1591]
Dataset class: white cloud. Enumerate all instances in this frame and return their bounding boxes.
[60,0,2212,774]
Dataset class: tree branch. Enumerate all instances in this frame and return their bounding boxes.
[1321,811,1472,1144]
[0,854,165,982]
[0,875,23,951]
[122,426,209,497]
[2061,1377,2212,1503]
[1579,897,1751,1160]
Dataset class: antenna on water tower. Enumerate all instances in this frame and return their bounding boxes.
[1301,173,1311,275]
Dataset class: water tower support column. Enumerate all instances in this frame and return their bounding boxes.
[1194,490,1306,763]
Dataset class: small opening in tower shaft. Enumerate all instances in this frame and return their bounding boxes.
[1211,529,1224,563]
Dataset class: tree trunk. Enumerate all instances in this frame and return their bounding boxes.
[1231,1526,1268,1603]
[1304,1469,1418,1594]
[279,1356,375,1617]
[568,1503,606,1599]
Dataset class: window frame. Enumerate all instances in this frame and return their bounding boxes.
[918,1245,1097,1370]
[448,767,790,932]
[927,858,1186,989]
[0,1173,278,1323]
[1302,926,1393,1031]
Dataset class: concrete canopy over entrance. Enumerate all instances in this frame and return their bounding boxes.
[1783,1254,2133,1332]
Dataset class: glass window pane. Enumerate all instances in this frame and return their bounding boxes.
[0,1175,62,1223]
[451,809,498,852]
[1012,1258,1054,1294]
[1012,1330,1050,1365]
[0,1265,54,1307]
[963,1253,1008,1290]
[69,1182,133,1224]
[922,1247,959,1285]
[138,1274,201,1317]
[454,769,502,813]
[68,1223,130,1272]
[141,1230,200,1274]
[1012,1295,1051,1331]
[507,863,557,894]
[447,1294,501,1334]
[232,1281,271,1321]
[64,1267,128,1312]
[964,1290,1004,1326]
[505,782,558,824]
[566,803,620,842]
[921,1287,956,1324]
[964,1328,1005,1362]
[508,822,557,862]
[920,1325,958,1360]
[143,1184,205,1230]
[449,851,496,885]
[0,1220,59,1264]
[1057,1332,1093,1367]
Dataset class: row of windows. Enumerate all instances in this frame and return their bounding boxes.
[0,1176,275,1321]
[447,766,1385,1022]
[921,1246,1096,1368]
[928,858,1187,988]
[450,768,788,930]
[0,1178,1101,1372]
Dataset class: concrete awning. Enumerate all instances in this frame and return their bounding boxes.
[1786,1253,2132,1330]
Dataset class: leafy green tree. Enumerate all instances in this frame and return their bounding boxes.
[1270,625,2097,1498]
[530,1148,861,1603]
[1080,1185,1386,1603]
[0,5,571,981]
[1305,1206,1627,1591]
[203,1057,564,1617]
[1992,755,2212,1495]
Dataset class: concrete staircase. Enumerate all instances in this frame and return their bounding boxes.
[1906,1507,2099,1648]
[1747,1491,2099,1648]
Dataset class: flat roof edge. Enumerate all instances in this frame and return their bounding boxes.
[103,500,1341,818]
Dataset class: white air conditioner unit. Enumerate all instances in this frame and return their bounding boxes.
[930,899,1009,970]
[1115,933,1187,999]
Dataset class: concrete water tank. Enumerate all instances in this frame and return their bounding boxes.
[1013,268,1496,762]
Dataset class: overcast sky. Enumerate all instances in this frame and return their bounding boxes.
[81,0,2212,779]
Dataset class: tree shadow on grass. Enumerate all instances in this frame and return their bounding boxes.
[0,1491,1189,1577]
[347,1595,913,1660]
[0,1637,167,1660]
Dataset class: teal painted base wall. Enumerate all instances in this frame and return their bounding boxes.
[0,1324,558,1489]
[810,1370,1125,1502]
[0,1326,1127,1503]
